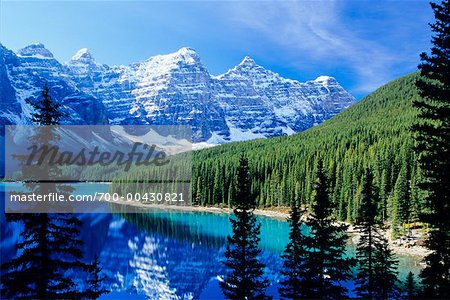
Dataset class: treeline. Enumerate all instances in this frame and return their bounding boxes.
[221,156,412,299]
[192,73,422,230]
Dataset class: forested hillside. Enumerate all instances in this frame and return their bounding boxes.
[192,72,422,227]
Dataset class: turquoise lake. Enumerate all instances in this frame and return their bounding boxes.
[0,183,424,299]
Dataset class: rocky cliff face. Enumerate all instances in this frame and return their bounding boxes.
[1,43,109,125]
[1,43,355,143]
[0,45,21,125]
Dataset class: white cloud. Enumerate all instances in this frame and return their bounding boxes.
[227,0,407,94]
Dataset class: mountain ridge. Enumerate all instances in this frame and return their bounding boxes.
[0,43,356,143]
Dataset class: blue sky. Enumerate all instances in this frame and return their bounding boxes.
[1,0,433,98]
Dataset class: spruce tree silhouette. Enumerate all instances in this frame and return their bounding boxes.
[1,84,85,299]
[84,254,109,300]
[405,271,418,299]
[413,1,450,298]
[354,168,399,299]
[220,155,269,299]
[299,159,354,299]
[279,200,309,299]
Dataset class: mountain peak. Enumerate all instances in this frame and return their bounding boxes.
[176,47,197,55]
[17,43,54,59]
[146,47,201,67]
[173,47,200,64]
[218,55,272,79]
[3,41,356,144]
[239,55,257,67]
[71,48,94,62]
[314,76,337,85]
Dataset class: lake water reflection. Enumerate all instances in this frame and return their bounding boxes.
[0,183,423,299]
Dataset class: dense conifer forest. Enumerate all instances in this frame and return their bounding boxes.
[191,72,422,228]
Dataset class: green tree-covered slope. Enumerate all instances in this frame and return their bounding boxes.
[192,72,422,225]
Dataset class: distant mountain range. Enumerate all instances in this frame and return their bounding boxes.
[0,43,355,143]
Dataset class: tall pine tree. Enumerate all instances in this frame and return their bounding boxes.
[373,238,400,299]
[354,168,399,299]
[299,160,354,299]
[394,163,411,226]
[220,155,269,299]
[405,271,418,300]
[84,255,109,300]
[355,169,378,299]
[1,84,86,299]
[278,201,308,299]
[413,1,450,298]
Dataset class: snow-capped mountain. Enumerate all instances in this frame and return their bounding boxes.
[0,43,109,126]
[0,43,356,143]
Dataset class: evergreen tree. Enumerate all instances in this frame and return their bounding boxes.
[195,177,202,205]
[26,84,65,125]
[354,169,377,299]
[405,271,418,300]
[1,84,85,299]
[378,169,389,223]
[409,165,423,223]
[220,155,269,299]
[414,1,450,298]
[84,255,109,300]
[390,193,401,238]
[355,168,399,299]
[373,238,400,299]
[393,163,410,225]
[300,160,354,299]
[278,201,308,299]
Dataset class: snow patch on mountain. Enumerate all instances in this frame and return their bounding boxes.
[71,48,93,61]
[1,43,356,144]
[16,43,54,59]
